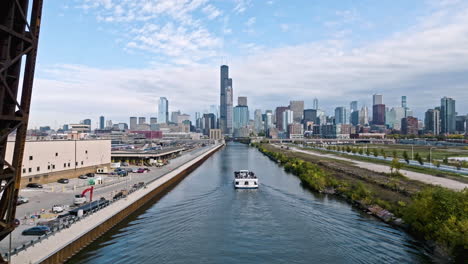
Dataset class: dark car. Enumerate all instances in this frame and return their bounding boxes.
[22,226,50,236]
[86,173,95,177]
[57,178,69,184]
[26,183,43,188]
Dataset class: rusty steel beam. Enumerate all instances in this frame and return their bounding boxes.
[0,0,43,257]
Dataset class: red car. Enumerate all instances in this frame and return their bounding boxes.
[137,168,145,173]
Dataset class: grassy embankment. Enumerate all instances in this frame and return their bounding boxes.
[252,143,467,261]
[297,144,468,184]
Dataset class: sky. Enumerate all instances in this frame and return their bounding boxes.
[29,0,468,129]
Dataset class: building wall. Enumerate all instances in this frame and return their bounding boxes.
[5,140,111,187]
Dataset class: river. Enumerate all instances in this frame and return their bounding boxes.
[69,143,433,263]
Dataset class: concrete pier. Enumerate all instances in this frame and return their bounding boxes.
[11,143,224,264]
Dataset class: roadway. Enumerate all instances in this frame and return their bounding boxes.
[0,144,214,254]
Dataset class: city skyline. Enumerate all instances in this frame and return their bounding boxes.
[27,1,468,127]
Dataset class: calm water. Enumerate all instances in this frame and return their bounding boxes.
[69,143,433,264]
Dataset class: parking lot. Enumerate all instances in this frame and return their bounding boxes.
[0,145,212,253]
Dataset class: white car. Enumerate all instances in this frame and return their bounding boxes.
[73,194,86,205]
[52,205,64,213]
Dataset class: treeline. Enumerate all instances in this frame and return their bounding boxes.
[252,143,467,260]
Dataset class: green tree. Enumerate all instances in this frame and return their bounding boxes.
[415,153,423,165]
[392,150,398,158]
[346,146,351,153]
[366,148,370,156]
[433,160,441,168]
[351,148,357,154]
[403,151,410,164]
[358,148,364,155]
[373,148,379,157]
[391,158,402,175]
[443,156,449,165]
[380,149,387,159]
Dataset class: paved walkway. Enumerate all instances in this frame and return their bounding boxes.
[282,146,468,191]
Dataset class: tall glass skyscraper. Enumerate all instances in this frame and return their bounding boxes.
[233,105,249,129]
[158,97,169,124]
[334,107,348,124]
[441,96,456,134]
[99,116,105,130]
[220,65,233,134]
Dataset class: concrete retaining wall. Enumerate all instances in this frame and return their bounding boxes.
[11,144,224,264]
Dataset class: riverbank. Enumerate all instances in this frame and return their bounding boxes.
[252,143,467,262]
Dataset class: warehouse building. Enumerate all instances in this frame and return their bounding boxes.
[6,139,111,187]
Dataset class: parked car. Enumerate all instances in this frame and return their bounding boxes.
[78,174,88,179]
[57,178,69,184]
[26,183,43,188]
[17,196,29,205]
[86,173,95,177]
[137,168,146,173]
[121,162,129,167]
[113,190,128,200]
[74,194,86,205]
[131,168,139,173]
[22,226,50,236]
[52,205,64,213]
[117,170,128,177]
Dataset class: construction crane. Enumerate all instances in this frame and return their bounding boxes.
[0,0,43,262]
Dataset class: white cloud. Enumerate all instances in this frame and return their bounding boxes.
[202,4,222,20]
[233,0,252,14]
[32,1,468,127]
[245,17,256,27]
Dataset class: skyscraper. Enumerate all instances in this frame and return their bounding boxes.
[424,109,440,135]
[373,94,383,105]
[158,97,169,124]
[282,109,294,131]
[312,98,319,110]
[350,101,358,112]
[233,105,249,129]
[303,109,317,123]
[372,94,385,125]
[289,100,304,123]
[238,96,247,106]
[264,112,273,132]
[275,106,289,131]
[220,65,233,134]
[254,109,263,133]
[359,106,369,126]
[171,110,181,123]
[334,107,348,124]
[99,116,105,130]
[441,97,456,134]
[129,117,137,130]
[138,117,146,124]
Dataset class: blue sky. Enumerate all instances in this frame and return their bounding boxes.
[30,0,468,128]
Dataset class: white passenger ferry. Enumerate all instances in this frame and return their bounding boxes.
[234,170,258,189]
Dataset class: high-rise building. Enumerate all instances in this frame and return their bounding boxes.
[158,97,169,124]
[312,98,319,110]
[373,94,383,105]
[150,117,157,124]
[282,109,294,131]
[401,96,407,109]
[170,110,181,123]
[455,115,467,134]
[303,109,317,124]
[138,117,146,124]
[129,117,137,130]
[350,111,359,126]
[99,116,105,130]
[202,113,216,136]
[334,107,348,124]
[359,106,369,126]
[220,65,233,134]
[402,116,419,135]
[105,120,112,129]
[254,109,263,133]
[372,94,385,126]
[424,109,440,135]
[209,105,219,121]
[275,106,289,131]
[289,100,304,123]
[238,96,247,107]
[386,107,405,130]
[440,97,456,134]
[350,101,358,112]
[264,112,273,133]
[233,105,249,129]
[177,114,190,124]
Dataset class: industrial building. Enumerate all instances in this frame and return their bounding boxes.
[5,140,111,187]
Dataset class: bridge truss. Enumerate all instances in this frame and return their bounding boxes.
[0,0,43,260]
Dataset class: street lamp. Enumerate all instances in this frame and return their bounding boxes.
[429,147,435,168]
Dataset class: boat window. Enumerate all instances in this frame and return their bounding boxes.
[245,181,249,185]
[235,182,239,185]
[254,182,257,185]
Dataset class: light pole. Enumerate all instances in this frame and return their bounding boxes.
[430,147,435,168]
[411,144,414,160]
